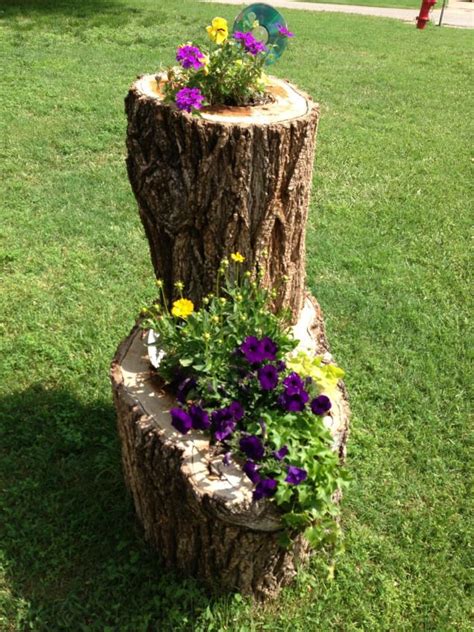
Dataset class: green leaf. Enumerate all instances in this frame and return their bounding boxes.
[192,363,205,371]
[304,525,324,548]
[277,530,293,550]
[178,357,193,367]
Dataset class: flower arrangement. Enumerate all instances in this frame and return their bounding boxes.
[162,15,294,111]
[141,256,349,550]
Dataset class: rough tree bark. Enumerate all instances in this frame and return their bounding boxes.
[111,297,350,600]
[125,74,320,321]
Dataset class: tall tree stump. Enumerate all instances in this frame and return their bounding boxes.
[111,296,350,600]
[114,73,350,599]
[125,74,320,321]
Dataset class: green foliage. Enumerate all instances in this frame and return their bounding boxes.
[287,350,346,393]
[143,261,347,549]
[143,264,295,389]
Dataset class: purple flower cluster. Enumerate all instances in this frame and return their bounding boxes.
[311,394,332,416]
[243,461,277,501]
[240,335,278,364]
[233,31,267,56]
[277,24,294,38]
[278,372,310,412]
[212,401,244,441]
[285,465,307,485]
[258,364,279,390]
[170,404,210,435]
[273,445,289,460]
[168,328,334,508]
[175,87,205,113]
[176,44,205,70]
[240,434,265,460]
[275,372,332,416]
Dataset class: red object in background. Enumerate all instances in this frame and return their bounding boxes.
[417,0,437,28]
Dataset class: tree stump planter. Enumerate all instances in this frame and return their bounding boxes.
[112,73,350,599]
[111,296,349,600]
[125,74,319,321]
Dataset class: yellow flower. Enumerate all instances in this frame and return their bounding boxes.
[202,53,210,76]
[206,17,228,44]
[231,252,245,263]
[174,280,184,291]
[171,298,194,319]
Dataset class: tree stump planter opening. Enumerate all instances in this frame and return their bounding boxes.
[111,72,350,599]
[111,296,349,600]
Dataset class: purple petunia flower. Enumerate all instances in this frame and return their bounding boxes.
[176,44,205,70]
[229,401,245,421]
[278,389,309,412]
[273,445,289,461]
[234,31,267,56]
[277,24,294,38]
[189,404,211,430]
[240,336,265,364]
[285,465,307,485]
[212,406,237,441]
[176,377,197,404]
[283,372,306,395]
[258,364,279,391]
[170,407,193,434]
[175,87,205,113]
[276,360,287,373]
[239,435,265,461]
[214,419,236,441]
[243,460,261,484]
[310,394,332,416]
[261,337,278,361]
[211,406,233,423]
[253,478,278,501]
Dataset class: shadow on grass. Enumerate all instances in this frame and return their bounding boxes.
[0,384,211,630]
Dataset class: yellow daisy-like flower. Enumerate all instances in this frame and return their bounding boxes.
[231,252,245,263]
[171,298,194,319]
[206,17,228,44]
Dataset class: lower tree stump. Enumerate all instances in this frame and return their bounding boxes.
[110,296,350,600]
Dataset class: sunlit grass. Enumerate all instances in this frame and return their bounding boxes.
[0,0,472,629]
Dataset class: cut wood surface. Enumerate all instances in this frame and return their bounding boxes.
[125,74,320,321]
[111,295,349,599]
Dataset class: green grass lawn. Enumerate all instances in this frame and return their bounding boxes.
[294,0,420,10]
[0,0,472,630]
